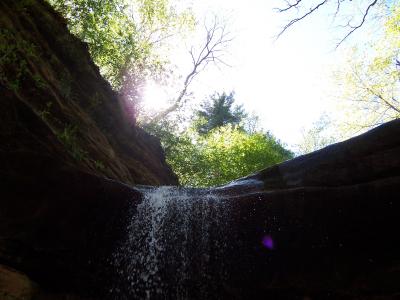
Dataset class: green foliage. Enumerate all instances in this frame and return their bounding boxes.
[43,0,291,186]
[0,29,37,92]
[48,0,134,87]
[143,91,293,187]
[143,118,179,151]
[194,92,247,134]
[47,0,194,88]
[166,125,293,187]
[33,74,48,89]
[56,124,88,161]
[296,114,337,155]
[333,3,400,135]
[39,102,53,122]
[94,160,106,171]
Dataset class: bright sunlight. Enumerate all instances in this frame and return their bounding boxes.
[142,80,170,112]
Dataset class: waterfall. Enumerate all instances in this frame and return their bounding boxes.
[111,186,232,299]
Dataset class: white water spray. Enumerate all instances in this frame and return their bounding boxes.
[112,186,231,299]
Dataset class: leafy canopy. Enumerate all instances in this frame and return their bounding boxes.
[48,0,194,88]
[332,3,400,136]
[193,91,247,134]
[145,91,293,187]
[298,2,400,155]
[296,114,336,155]
[167,125,293,187]
[47,1,293,186]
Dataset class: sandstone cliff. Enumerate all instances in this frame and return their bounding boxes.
[0,0,178,187]
[1,0,176,298]
[1,0,399,299]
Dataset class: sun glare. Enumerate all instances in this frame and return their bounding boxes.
[142,81,170,112]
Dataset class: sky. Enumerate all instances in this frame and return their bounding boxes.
[142,0,374,148]
[190,0,336,148]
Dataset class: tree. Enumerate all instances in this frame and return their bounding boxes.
[193,92,247,134]
[49,1,232,124]
[332,4,400,135]
[48,0,201,123]
[142,90,293,187]
[276,0,387,47]
[48,0,194,88]
[275,1,399,140]
[296,114,337,155]
[167,125,293,187]
[143,16,233,124]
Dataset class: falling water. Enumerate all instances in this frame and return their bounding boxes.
[110,186,232,299]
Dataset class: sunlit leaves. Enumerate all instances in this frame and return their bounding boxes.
[332,4,400,136]
[167,125,293,187]
[194,92,247,135]
[296,114,336,155]
[48,0,194,88]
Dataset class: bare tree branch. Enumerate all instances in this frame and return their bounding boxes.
[350,62,400,115]
[365,86,400,114]
[147,16,232,124]
[335,0,378,48]
[276,0,328,39]
[333,0,343,21]
[275,0,303,13]
[276,0,381,47]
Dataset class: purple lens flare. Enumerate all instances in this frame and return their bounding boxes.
[261,235,274,250]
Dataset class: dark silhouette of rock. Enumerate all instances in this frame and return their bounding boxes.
[0,0,178,187]
[0,0,399,299]
[218,120,400,299]
[0,0,175,298]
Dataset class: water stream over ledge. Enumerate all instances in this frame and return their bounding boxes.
[110,184,245,299]
[101,172,400,300]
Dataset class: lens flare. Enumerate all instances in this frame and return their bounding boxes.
[142,81,170,112]
[261,235,274,250]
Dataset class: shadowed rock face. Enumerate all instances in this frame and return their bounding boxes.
[245,120,400,190]
[0,0,178,187]
[0,0,400,299]
[219,120,400,299]
[0,0,175,298]
[107,121,399,300]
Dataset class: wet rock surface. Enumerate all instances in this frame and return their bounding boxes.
[0,0,399,299]
[109,120,400,299]
[0,0,174,298]
[219,120,400,299]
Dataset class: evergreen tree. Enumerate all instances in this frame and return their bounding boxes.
[194,92,247,134]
